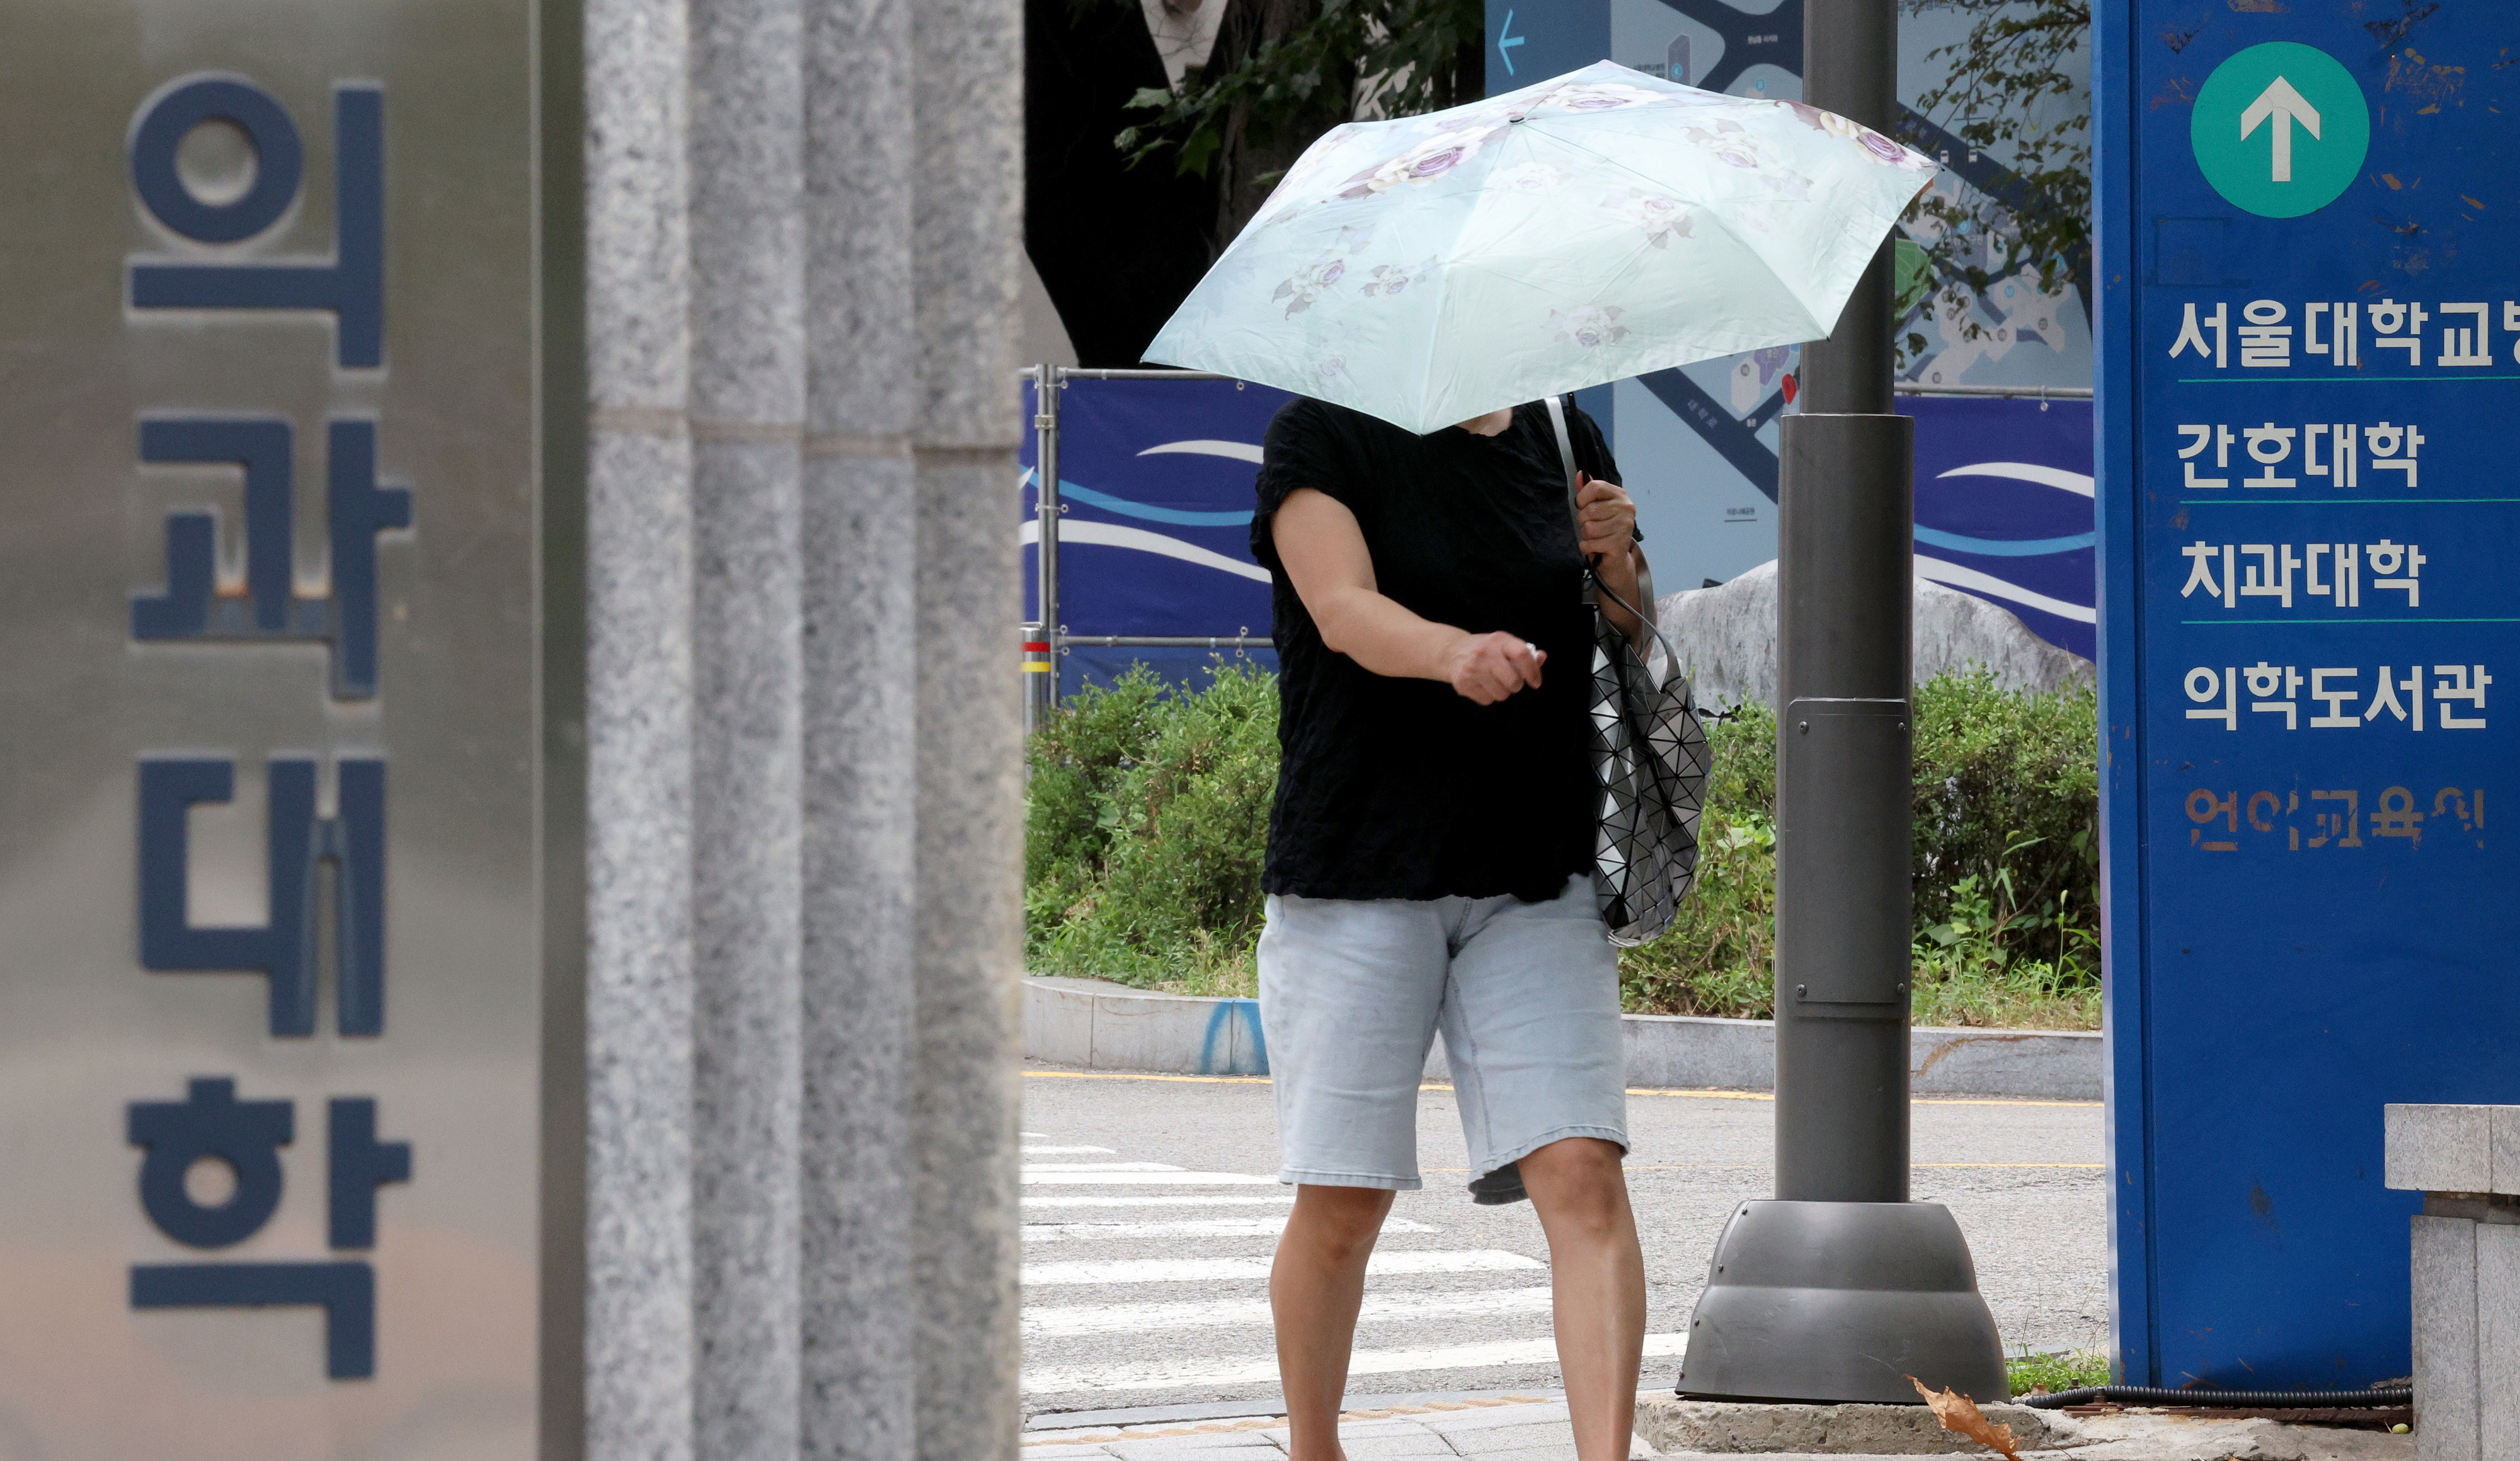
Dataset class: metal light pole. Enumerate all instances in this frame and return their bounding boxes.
[1674,0,2007,1406]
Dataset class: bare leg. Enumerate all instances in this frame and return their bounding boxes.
[1520,1137,1646,1461]
[1272,1184,1397,1461]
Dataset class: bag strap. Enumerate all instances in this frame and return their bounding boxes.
[1542,394,1682,692]
[1542,394,1658,599]
[1542,395,1595,608]
[1542,394,1583,522]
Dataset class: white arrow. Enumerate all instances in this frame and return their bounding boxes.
[2240,76,2322,183]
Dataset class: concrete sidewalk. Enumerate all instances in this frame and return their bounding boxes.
[1023,1396,1617,1461]
[1021,1397,2413,1461]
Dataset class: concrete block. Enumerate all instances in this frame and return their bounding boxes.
[1435,1421,1584,1454]
[1622,1015,1775,1091]
[1630,1399,2084,1456]
[1910,1027,2104,1101]
[1026,982,2099,1097]
[2414,1214,2482,1461]
[1338,1435,1457,1459]
[1104,1444,1283,1461]
[2480,1223,2520,1461]
[1223,997,1269,1077]
[1635,1401,1835,1454]
[1092,991,1232,1075]
[2494,1108,2520,1197]
[1024,978,1098,1067]
[1445,1446,1578,1461]
[1418,1403,1571,1433]
[1331,1418,1442,1438]
[1656,560,2092,713]
[1019,1447,1120,1458]
[2387,1105,2495,1192]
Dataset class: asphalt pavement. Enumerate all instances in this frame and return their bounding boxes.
[1020,1063,2108,1422]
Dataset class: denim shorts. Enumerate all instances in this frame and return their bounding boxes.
[1256,873,1627,1190]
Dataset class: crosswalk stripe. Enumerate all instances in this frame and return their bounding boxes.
[1022,1162,1189,1172]
[1022,1285,1555,1338]
[1021,1169,1278,1186]
[1022,1332,1687,1394]
[1021,1145,1117,1155]
[1024,1250,1543,1286]
[1021,1217,1435,1242]
[1021,1194,1295,1210]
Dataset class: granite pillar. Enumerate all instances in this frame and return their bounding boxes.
[908,0,1027,1455]
[2480,1222,2520,1461]
[2415,1215,2483,1461]
[583,0,1023,1452]
[687,0,808,1457]
[583,0,697,1457]
[799,0,919,1457]
[2386,1104,2520,1461]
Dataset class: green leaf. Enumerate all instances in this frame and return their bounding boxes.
[1175,125,1221,178]
[1894,237,1933,316]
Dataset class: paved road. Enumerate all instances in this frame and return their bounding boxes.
[1019,1063,2107,1421]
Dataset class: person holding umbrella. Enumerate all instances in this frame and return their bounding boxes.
[1148,60,1934,1460]
[1251,391,1650,1459]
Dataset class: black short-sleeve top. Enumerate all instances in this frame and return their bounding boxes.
[1249,395,1621,903]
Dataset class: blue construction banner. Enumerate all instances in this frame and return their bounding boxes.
[1022,378,2099,689]
[1910,397,2096,661]
[2100,1,2520,1388]
[1021,376,1291,696]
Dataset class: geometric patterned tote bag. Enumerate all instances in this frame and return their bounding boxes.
[1544,395,1712,946]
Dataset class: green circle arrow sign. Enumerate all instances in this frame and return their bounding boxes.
[2191,42,2370,217]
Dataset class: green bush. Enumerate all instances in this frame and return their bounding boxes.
[1620,671,2102,1026]
[1024,663,2102,1027]
[1024,663,1278,989]
[1612,704,1782,1019]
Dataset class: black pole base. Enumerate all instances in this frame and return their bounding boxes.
[1674,1200,2007,1405]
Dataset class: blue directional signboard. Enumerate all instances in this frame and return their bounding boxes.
[2099,2,2520,1386]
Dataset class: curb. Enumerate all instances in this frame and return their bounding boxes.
[1634,1398,2085,1455]
[1022,976,2102,1099]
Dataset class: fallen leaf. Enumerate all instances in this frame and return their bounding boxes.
[1908,1376,2020,1460]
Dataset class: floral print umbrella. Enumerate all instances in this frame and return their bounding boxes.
[1144,61,1937,435]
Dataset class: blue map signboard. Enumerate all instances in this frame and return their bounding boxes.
[1482,0,2097,652]
[2099,1,2520,1387]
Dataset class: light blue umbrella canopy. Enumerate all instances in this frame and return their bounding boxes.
[1145,61,1938,434]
